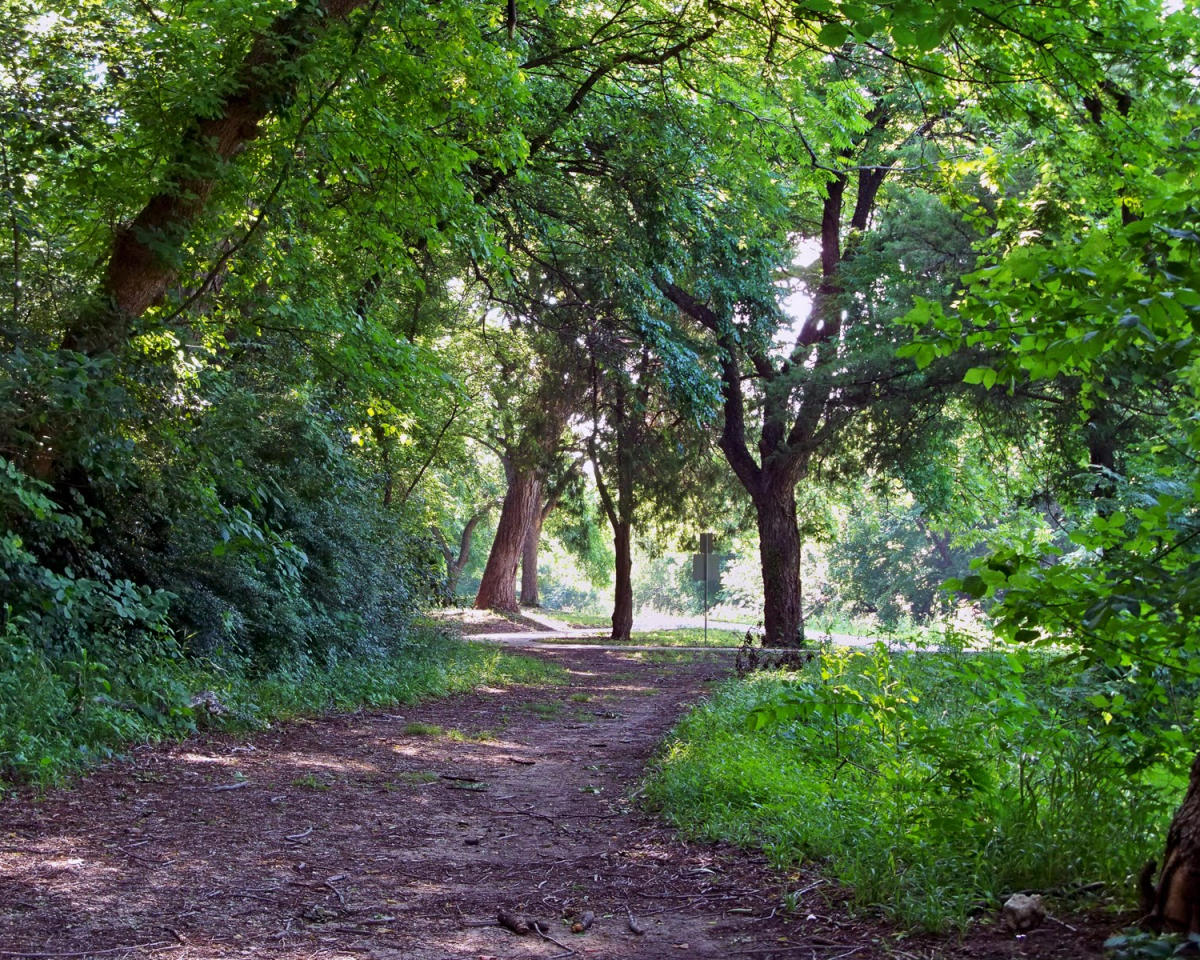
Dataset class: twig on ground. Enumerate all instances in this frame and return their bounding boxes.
[531,921,576,954]
[110,845,171,866]
[209,781,250,791]
[285,825,314,841]
[324,880,347,905]
[1046,913,1079,933]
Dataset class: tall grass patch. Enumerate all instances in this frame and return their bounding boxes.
[644,643,1185,932]
[0,626,562,792]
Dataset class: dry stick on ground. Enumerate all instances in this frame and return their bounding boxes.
[530,922,576,954]
[626,904,645,935]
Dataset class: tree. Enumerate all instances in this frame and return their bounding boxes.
[472,332,582,613]
[657,69,961,645]
[894,0,1200,924]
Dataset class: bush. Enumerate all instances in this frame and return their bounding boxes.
[645,642,1187,931]
[0,625,563,792]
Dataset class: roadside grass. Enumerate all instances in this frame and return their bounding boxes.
[644,642,1187,933]
[0,629,564,793]
[538,627,745,647]
[630,650,727,665]
[552,611,612,628]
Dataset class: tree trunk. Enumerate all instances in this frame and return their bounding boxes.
[754,475,804,647]
[433,505,492,602]
[611,519,634,642]
[1141,751,1200,933]
[475,469,540,613]
[519,503,544,607]
[61,0,371,358]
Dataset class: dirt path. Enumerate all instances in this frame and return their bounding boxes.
[0,644,1114,960]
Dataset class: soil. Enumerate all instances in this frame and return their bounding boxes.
[423,609,555,635]
[0,636,1122,960]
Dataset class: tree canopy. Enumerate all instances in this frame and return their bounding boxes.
[3,0,1200,933]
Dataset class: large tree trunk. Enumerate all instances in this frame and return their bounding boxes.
[754,475,804,648]
[611,519,634,642]
[475,469,540,613]
[62,0,371,358]
[1142,751,1200,933]
[519,502,545,607]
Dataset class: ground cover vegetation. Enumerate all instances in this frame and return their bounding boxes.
[646,642,1189,932]
[2,0,1199,942]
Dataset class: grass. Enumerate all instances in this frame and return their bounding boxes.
[392,770,439,786]
[552,610,613,628]
[520,700,565,719]
[400,721,443,737]
[537,627,745,647]
[0,628,565,792]
[644,642,1187,933]
[446,727,498,742]
[630,649,727,665]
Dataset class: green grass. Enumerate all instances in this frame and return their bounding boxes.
[392,770,439,786]
[291,773,331,790]
[520,700,565,718]
[538,627,745,647]
[400,721,444,736]
[0,628,564,792]
[446,727,499,742]
[551,610,613,628]
[644,643,1186,933]
[630,649,726,665]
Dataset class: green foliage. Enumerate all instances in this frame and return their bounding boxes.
[827,500,975,628]
[1105,930,1200,960]
[645,644,1186,931]
[909,97,1200,736]
[0,627,562,792]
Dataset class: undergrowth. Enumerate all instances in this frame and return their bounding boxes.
[644,641,1190,933]
[0,624,562,793]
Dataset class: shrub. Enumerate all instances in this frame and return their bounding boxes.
[645,642,1187,931]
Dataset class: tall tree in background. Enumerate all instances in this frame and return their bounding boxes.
[659,67,952,645]
[472,333,582,613]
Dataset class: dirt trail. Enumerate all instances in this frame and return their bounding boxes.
[0,644,1113,960]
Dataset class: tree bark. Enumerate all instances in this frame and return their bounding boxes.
[61,0,372,358]
[611,518,634,641]
[519,500,545,607]
[433,505,492,601]
[1142,751,1200,933]
[475,468,541,613]
[754,473,805,647]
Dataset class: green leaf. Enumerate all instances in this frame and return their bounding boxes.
[817,22,850,46]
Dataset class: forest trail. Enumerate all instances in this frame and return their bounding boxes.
[0,647,849,960]
[0,642,1109,960]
